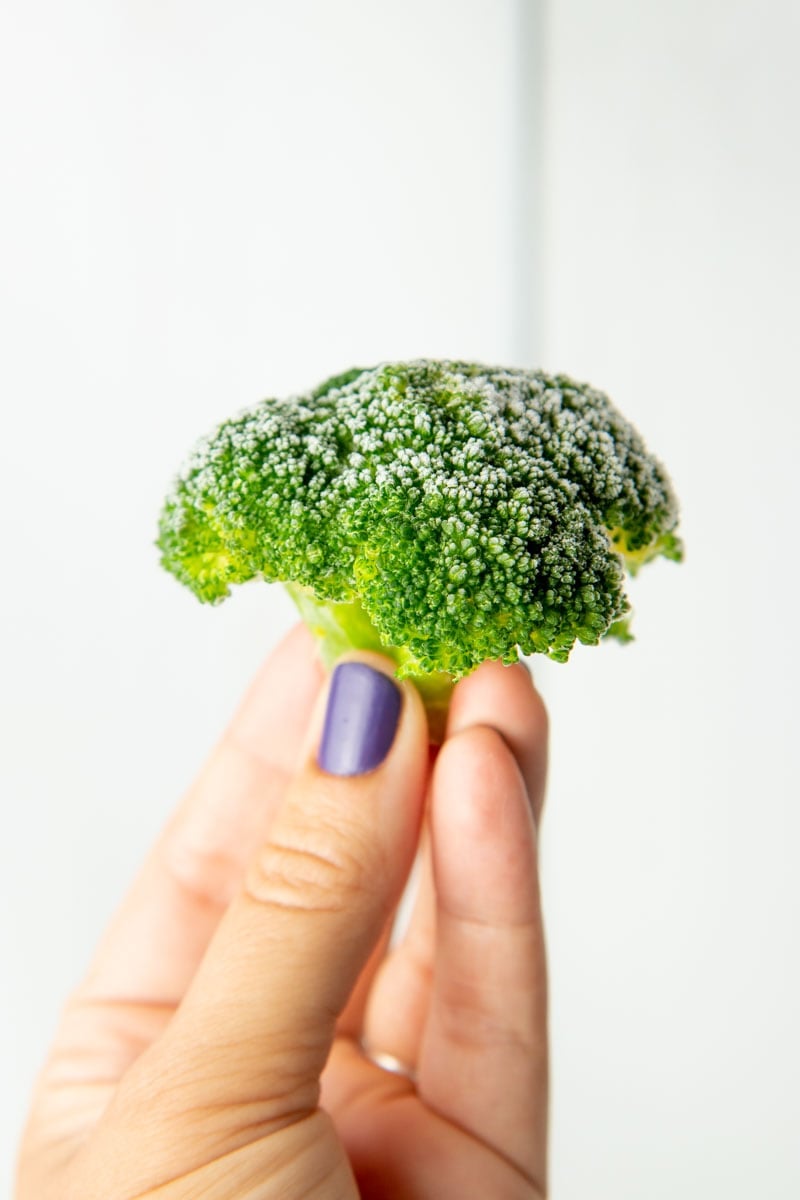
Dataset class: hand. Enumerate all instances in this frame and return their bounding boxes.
[17,625,549,1199]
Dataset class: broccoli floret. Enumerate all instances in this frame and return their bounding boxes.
[158,360,682,740]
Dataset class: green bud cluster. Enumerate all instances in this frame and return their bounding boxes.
[158,360,682,700]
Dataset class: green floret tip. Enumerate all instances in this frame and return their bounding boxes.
[157,360,683,741]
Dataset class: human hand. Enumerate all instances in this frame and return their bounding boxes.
[16,624,549,1199]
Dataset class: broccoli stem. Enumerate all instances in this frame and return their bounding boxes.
[285,582,454,744]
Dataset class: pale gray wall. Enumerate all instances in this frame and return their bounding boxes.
[2,2,798,1197]
[541,2,800,1196]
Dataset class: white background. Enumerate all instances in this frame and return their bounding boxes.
[1,2,798,1196]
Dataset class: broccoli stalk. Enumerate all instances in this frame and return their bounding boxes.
[285,582,455,742]
[158,360,682,742]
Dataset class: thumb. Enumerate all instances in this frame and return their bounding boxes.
[161,655,428,1109]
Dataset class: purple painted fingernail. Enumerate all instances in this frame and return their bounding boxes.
[318,662,402,777]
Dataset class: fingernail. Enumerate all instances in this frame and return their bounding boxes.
[318,662,402,777]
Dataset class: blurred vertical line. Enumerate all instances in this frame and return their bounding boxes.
[511,1,556,708]
[511,0,546,366]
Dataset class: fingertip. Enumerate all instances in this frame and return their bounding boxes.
[435,724,527,840]
[301,650,429,780]
[229,623,326,769]
[431,723,540,928]
[448,658,545,732]
[286,653,429,886]
[252,621,324,687]
[446,660,549,822]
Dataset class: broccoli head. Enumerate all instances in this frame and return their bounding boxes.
[158,360,682,739]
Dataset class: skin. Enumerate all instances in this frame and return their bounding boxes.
[16,624,549,1200]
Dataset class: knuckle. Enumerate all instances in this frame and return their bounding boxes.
[437,971,540,1059]
[161,833,241,910]
[124,1027,317,1129]
[158,750,289,912]
[244,818,376,917]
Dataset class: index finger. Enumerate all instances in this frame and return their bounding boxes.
[80,622,325,1007]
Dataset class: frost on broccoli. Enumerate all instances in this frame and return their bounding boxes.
[158,361,682,738]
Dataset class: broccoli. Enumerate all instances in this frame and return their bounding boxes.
[158,360,682,740]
